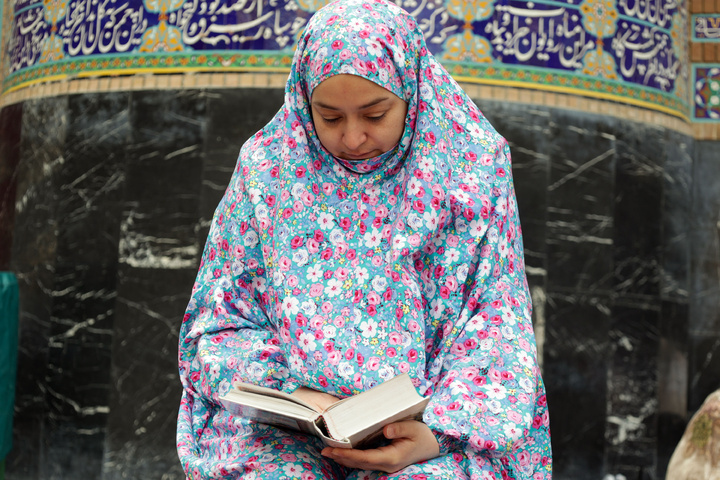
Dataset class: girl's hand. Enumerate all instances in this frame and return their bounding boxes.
[321,420,440,473]
[290,386,341,412]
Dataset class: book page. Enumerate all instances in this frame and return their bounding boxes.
[233,382,318,412]
[221,389,318,420]
[324,374,429,443]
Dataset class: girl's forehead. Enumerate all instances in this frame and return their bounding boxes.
[311,74,405,108]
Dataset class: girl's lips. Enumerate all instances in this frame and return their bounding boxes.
[342,151,375,160]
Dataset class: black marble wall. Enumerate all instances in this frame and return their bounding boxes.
[0,89,717,480]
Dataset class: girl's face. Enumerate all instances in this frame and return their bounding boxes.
[310,74,407,160]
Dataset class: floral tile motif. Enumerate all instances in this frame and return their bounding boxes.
[694,66,720,121]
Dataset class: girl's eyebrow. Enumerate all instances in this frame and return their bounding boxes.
[312,97,390,110]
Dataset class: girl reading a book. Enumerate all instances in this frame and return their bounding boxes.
[176,0,552,477]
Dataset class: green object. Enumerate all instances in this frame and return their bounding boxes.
[0,273,19,463]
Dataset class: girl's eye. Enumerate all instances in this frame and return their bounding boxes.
[367,113,386,122]
[322,117,340,124]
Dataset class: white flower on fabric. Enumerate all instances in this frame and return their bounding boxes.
[306,264,323,282]
[393,236,409,251]
[377,364,394,381]
[250,149,266,162]
[318,212,335,230]
[419,83,433,101]
[291,127,307,144]
[422,280,436,298]
[255,203,269,220]
[429,298,444,319]
[423,210,439,229]
[498,238,509,258]
[406,213,424,230]
[393,47,405,66]
[518,376,534,392]
[480,338,494,351]
[407,177,422,196]
[501,307,517,326]
[450,381,471,396]
[251,276,266,293]
[272,270,285,286]
[337,362,354,378]
[464,172,479,185]
[325,278,343,297]
[315,46,329,63]
[301,300,317,317]
[243,230,259,247]
[208,363,221,380]
[329,228,345,244]
[418,156,433,170]
[282,463,303,476]
[456,263,469,283]
[378,69,389,84]
[486,399,502,414]
[245,361,265,381]
[485,382,507,400]
[497,196,507,215]
[366,39,383,56]
[504,423,522,442]
[502,325,516,339]
[454,217,469,234]
[487,226,499,244]
[292,249,309,266]
[479,259,492,277]
[288,184,303,200]
[282,296,300,315]
[298,332,316,353]
[444,248,460,264]
[467,122,482,139]
[247,187,262,204]
[518,353,535,371]
[364,229,382,248]
[289,354,304,371]
[213,287,225,304]
[454,190,470,204]
[371,275,388,292]
[354,267,369,284]
[469,219,487,237]
[359,318,378,338]
[323,324,337,339]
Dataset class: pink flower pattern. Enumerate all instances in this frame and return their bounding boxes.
[177,0,552,478]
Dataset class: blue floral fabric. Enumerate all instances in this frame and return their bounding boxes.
[177,0,552,478]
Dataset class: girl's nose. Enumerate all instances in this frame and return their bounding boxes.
[342,120,367,151]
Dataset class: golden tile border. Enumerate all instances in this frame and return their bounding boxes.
[0,73,712,139]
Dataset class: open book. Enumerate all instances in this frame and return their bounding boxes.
[219,373,430,449]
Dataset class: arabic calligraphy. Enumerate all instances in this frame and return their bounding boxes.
[617,0,677,29]
[611,21,678,91]
[484,3,592,68]
[694,15,720,40]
